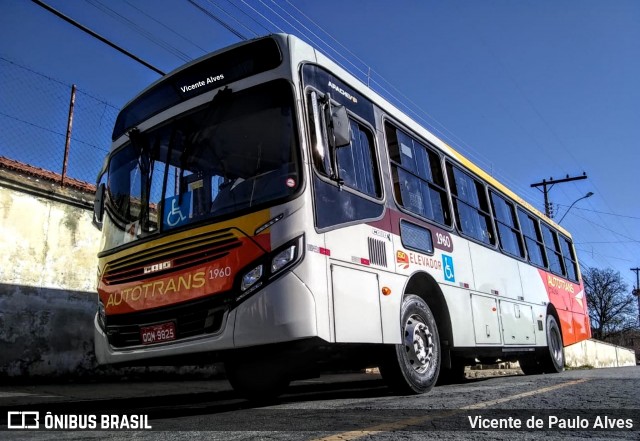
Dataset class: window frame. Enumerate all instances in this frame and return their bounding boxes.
[399,219,435,255]
[516,207,548,269]
[541,223,567,277]
[304,86,384,203]
[559,233,579,282]
[383,118,452,229]
[446,161,496,247]
[489,190,526,259]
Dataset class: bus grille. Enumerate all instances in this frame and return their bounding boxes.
[105,295,230,348]
[102,229,242,285]
[368,237,387,267]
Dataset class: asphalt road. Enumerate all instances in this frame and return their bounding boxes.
[1,366,639,440]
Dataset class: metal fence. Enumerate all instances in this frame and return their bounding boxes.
[0,57,119,185]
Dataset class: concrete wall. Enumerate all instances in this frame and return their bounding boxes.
[0,171,101,377]
[565,339,637,368]
[0,169,221,379]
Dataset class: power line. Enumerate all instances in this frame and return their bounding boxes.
[85,0,192,62]
[187,0,248,40]
[237,0,284,33]
[203,0,258,39]
[277,0,538,204]
[30,0,165,75]
[572,212,640,243]
[556,204,640,221]
[574,247,633,263]
[124,0,209,54]
[225,0,272,35]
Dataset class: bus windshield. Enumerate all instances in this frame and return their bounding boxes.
[102,80,299,251]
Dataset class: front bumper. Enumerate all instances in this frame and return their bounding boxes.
[94,271,317,365]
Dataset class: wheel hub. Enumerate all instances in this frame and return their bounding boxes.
[404,315,434,372]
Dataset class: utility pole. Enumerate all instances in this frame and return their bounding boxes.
[531,173,588,218]
[61,84,76,187]
[632,267,640,327]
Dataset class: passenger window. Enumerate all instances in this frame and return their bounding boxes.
[400,220,434,254]
[336,120,381,197]
[447,164,494,245]
[517,209,547,267]
[490,191,525,258]
[541,224,565,276]
[559,236,578,281]
[385,123,450,226]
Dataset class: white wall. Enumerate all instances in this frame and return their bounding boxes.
[565,339,637,368]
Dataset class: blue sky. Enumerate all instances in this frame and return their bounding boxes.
[1,0,639,292]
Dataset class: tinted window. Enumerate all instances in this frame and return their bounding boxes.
[560,235,578,281]
[542,224,565,276]
[447,164,494,245]
[336,120,380,197]
[490,191,525,258]
[113,38,282,140]
[517,208,547,267]
[400,220,434,254]
[386,123,450,226]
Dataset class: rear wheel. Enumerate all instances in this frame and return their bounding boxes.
[519,314,564,375]
[380,294,441,394]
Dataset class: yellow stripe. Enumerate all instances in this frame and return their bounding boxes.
[309,378,588,441]
[460,378,588,409]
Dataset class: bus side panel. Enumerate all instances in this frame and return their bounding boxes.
[467,242,524,301]
[324,224,386,344]
[441,285,476,347]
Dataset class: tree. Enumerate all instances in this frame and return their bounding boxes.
[583,267,636,340]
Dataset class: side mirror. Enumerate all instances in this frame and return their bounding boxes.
[93,182,105,230]
[330,104,351,148]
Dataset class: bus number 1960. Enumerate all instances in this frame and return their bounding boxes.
[435,232,451,249]
[209,266,232,279]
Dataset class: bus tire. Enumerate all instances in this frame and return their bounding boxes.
[380,294,441,394]
[225,358,290,402]
[519,314,564,375]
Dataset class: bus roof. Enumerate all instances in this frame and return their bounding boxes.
[285,34,571,237]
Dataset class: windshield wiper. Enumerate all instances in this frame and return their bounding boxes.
[127,127,156,234]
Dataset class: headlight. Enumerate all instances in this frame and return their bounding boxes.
[271,245,296,273]
[241,264,263,291]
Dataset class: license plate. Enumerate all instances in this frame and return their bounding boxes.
[140,322,176,345]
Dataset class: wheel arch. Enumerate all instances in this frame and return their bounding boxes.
[546,303,564,346]
[404,271,454,366]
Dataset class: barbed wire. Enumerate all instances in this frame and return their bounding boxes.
[0,56,118,184]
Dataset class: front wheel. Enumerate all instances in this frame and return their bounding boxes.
[519,314,564,375]
[379,294,441,394]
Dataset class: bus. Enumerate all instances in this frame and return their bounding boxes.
[92,34,590,399]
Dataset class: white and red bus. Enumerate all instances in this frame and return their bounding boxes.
[92,34,590,399]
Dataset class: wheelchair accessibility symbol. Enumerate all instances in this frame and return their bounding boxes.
[442,254,455,282]
[163,195,190,229]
